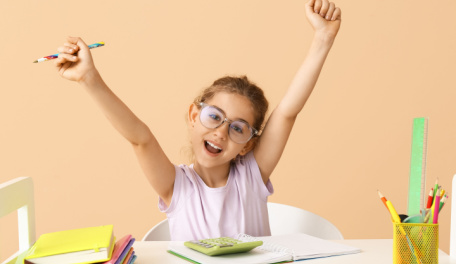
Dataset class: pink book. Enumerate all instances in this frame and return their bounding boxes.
[102,234,132,264]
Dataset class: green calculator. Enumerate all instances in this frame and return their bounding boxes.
[184,237,263,256]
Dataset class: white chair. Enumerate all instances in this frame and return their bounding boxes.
[142,219,171,241]
[267,202,343,240]
[450,174,456,257]
[142,202,343,241]
[0,177,36,264]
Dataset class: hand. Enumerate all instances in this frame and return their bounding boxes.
[305,0,341,39]
[54,37,98,83]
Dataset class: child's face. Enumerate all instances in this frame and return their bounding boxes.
[189,92,256,169]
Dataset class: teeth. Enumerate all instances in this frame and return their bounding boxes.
[206,141,222,150]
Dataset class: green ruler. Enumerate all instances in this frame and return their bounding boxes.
[407,117,428,216]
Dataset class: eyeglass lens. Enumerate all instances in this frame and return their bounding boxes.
[200,105,254,143]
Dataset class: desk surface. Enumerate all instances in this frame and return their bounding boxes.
[133,239,455,264]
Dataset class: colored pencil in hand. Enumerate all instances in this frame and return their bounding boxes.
[33,42,105,63]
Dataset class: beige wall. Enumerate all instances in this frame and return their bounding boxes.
[1,0,455,259]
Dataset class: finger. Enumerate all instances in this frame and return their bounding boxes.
[305,0,316,8]
[313,0,322,13]
[54,57,64,67]
[305,0,317,15]
[54,55,70,68]
[331,7,341,21]
[58,53,78,63]
[320,0,330,17]
[325,2,335,20]
[63,42,79,53]
[58,61,73,77]
[57,45,78,55]
[66,36,89,51]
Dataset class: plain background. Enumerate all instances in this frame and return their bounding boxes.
[1,0,455,259]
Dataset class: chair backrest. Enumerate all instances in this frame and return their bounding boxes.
[0,177,36,264]
[142,219,170,241]
[267,202,343,240]
[142,202,343,241]
[450,174,456,257]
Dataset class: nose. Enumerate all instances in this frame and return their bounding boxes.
[213,120,230,141]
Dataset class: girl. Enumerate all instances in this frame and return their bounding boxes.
[54,0,341,240]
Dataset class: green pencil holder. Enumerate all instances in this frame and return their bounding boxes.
[392,222,438,264]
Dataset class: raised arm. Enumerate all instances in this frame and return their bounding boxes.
[55,37,175,205]
[254,0,341,183]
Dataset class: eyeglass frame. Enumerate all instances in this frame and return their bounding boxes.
[197,102,259,144]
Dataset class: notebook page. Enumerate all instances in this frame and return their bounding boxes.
[259,233,361,260]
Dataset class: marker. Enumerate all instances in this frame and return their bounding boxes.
[33,42,105,63]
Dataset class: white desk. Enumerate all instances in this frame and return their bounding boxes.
[133,239,455,263]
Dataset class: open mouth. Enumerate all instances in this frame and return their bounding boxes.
[205,140,223,154]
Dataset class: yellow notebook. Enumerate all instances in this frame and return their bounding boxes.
[24,225,115,264]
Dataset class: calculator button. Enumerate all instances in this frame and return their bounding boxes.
[219,243,233,247]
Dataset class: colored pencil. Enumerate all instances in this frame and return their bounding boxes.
[439,194,448,212]
[426,188,434,209]
[440,188,446,198]
[433,187,441,224]
[433,178,439,198]
[377,190,388,208]
[33,42,105,63]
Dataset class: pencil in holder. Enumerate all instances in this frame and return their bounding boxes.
[392,222,438,264]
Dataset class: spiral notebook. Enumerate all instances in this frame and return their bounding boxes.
[168,233,361,264]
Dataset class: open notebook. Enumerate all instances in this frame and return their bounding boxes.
[168,233,361,264]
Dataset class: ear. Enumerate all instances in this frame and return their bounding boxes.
[188,103,199,127]
[239,137,257,156]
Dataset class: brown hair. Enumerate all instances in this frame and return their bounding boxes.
[193,75,269,133]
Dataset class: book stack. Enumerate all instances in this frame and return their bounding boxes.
[103,234,136,264]
[22,225,137,264]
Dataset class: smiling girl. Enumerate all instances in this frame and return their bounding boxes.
[53,0,341,240]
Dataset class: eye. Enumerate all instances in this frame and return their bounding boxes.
[230,123,245,134]
[209,113,221,121]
